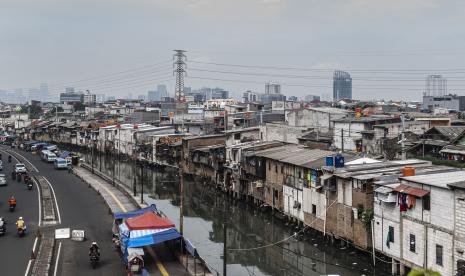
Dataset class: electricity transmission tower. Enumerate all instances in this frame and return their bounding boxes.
[173,50,187,102]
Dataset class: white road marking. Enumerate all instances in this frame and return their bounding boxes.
[43,177,61,224]
[53,242,62,276]
[32,237,38,254]
[24,259,33,276]
[34,177,42,227]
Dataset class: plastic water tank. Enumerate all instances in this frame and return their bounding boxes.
[325,156,334,167]
[335,155,345,168]
[402,166,415,177]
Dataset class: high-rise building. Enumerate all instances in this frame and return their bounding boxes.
[39,83,49,102]
[60,91,83,104]
[83,91,97,105]
[265,82,281,94]
[65,87,75,93]
[147,84,168,102]
[157,84,168,98]
[243,90,259,103]
[425,75,447,97]
[211,88,229,99]
[137,95,146,101]
[333,70,352,100]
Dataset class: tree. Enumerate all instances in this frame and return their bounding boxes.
[383,138,400,160]
[73,102,85,111]
[27,105,43,119]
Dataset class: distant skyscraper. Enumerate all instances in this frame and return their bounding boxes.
[211,88,229,99]
[243,90,258,103]
[305,95,321,102]
[65,87,75,94]
[425,75,447,97]
[265,82,281,94]
[137,95,146,101]
[39,83,49,102]
[333,70,352,100]
[157,84,168,98]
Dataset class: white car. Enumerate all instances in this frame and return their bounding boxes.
[0,174,6,186]
[15,163,27,173]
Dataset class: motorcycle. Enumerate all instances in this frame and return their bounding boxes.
[8,156,11,163]
[112,233,121,249]
[11,171,15,180]
[16,173,21,183]
[0,222,5,236]
[17,227,25,237]
[90,251,99,269]
[27,182,33,190]
[9,204,16,212]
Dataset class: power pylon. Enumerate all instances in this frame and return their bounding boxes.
[173,50,187,102]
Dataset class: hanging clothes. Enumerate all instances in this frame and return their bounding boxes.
[398,194,407,212]
[407,195,416,209]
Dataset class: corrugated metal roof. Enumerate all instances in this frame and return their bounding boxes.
[253,145,335,167]
[433,126,465,141]
[401,171,465,188]
[394,184,430,197]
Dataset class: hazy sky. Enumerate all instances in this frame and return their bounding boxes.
[2,0,465,101]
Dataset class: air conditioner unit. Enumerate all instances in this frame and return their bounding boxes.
[254,181,263,188]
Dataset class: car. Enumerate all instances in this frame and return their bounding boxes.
[15,163,27,174]
[0,161,3,171]
[54,158,68,169]
[0,174,6,186]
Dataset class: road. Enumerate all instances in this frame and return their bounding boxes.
[9,148,127,276]
[0,152,39,276]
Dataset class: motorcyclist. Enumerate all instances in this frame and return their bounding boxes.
[89,241,100,257]
[0,217,5,231]
[8,155,12,163]
[9,196,17,207]
[16,217,25,230]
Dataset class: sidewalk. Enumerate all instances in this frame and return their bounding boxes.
[73,166,138,214]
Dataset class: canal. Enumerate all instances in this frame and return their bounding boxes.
[80,150,391,276]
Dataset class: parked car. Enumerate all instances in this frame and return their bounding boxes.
[0,174,6,186]
[14,163,26,174]
[0,161,3,171]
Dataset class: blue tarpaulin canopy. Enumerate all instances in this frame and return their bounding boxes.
[114,204,158,220]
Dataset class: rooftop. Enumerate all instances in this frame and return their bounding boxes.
[253,145,336,168]
[401,171,465,189]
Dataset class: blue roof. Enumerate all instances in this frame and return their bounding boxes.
[113,204,158,220]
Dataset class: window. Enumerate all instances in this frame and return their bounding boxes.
[436,244,443,266]
[281,166,284,173]
[275,164,277,173]
[409,234,416,253]
[388,226,395,243]
[298,170,302,178]
[234,133,241,140]
[423,195,431,211]
[312,204,316,215]
[268,162,271,170]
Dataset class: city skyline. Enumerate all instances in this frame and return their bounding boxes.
[1,1,465,101]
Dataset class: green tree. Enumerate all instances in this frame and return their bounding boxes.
[26,105,43,119]
[73,102,85,111]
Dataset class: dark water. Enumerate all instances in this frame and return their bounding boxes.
[80,150,391,276]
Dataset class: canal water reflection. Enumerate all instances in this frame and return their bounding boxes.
[82,151,391,276]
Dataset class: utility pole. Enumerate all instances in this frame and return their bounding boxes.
[223,194,228,276]
[340,129,344,152]
[401,114,406,160]
[173,50,187,102]
[91,135,94,173]
[140,162,144,204]
[179,166,184,235]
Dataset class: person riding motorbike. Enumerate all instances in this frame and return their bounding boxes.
[16,217,25,230]
[0,217,5,231]
[8,155,11,163]
[9,196,17,208]
[89,241,100,257]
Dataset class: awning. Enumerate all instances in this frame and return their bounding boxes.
[320,174,333,181]
[125,212,175,230]
[184,237,198,257]
[114,204,157,220]
[375,186,394,194]
[394,184,430,197]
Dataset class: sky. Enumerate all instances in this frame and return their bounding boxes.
[2,0,465,101]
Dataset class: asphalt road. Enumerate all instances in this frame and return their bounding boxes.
[0,152,39,276]
[10,149,127,276]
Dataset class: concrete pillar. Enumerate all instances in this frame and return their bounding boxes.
[399,263,405,276]
[391,259,398,275]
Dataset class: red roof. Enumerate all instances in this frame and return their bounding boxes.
[125,212,175,230]
[394,184,430,197]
